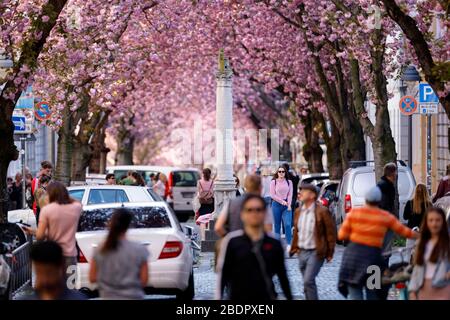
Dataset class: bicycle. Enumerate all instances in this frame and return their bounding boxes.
[381,245,416,300]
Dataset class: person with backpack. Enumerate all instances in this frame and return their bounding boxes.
[31,160,53,215]
[215,174,273,237]
[197,168,214,216]
[282,163,300,213]
[34,175,51,226]
[89,209,149,299]
[270,166,293,252]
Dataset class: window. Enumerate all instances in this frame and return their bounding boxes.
[69,190,85,202]
[352,173,376,197]
[172,171,200,187]
[87,189,129,205]
[147,188,164,201]
[141,171,159,184]
[113,170,158,185]
[397,171,411,197]
[323,184,338,201]
[78,206,171,232]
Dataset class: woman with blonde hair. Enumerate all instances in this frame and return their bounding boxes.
[403,183,432,230]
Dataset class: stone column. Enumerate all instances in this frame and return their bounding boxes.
[201,50,236,252]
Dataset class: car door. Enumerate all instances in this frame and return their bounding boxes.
[170,170,200,211]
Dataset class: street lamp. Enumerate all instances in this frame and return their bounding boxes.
[400,65,421,170]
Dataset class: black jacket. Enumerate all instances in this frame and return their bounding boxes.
[217,230,292,301]
[377,176,395,214]
[403,200,425,229]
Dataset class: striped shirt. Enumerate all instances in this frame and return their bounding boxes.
[297,203,316,250]
[338,207,414,248]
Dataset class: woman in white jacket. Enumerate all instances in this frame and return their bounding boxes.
[408,207,450,300]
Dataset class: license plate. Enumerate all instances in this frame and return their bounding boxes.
[182,192,195,198]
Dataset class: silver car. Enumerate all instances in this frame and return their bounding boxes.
[335,164,416,228]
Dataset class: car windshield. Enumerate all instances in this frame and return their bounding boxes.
[113,170,159,185]
[78,206,171,232]
[172,171,200,187]
[322,184,338,200]
[69,190,85,202]
[87,189,129,205]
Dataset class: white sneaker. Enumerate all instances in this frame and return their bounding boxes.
[286,245,291,257]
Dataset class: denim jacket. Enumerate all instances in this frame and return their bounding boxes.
[408,256,450,293]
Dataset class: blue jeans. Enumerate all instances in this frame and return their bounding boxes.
[272,201,292,244]
[264,196,272,208]
[298,249,324,300]
[347,285,379,300]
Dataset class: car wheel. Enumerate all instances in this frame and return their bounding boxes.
[176,271,194,301]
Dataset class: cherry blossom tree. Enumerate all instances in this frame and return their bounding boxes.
[0,0,67,222]
[381,0,449,119]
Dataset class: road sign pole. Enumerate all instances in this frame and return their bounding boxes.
[426,114,432,194]
[20,136,27,209]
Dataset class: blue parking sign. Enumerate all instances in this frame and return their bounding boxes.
[419,83,439,103]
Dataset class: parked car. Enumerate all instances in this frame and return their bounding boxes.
[67,185,157,206]
[300,173,330,190]
[335,163,416,229]
[106,166,201,222]
[8,186,158,230]
[75,202,194,300]
[318,180,340,208]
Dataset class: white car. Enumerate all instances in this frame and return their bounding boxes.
[8,186,162,230]
[67,185,159,206]
[106,166,201,222]
[74,202,194,299]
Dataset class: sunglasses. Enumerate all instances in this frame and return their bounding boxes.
[243,207,265,213]
[278,170,285,173]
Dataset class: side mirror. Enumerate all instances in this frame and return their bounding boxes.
[184,225,194,237]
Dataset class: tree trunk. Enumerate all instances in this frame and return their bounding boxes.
[302,113,324,173]
[71,138,93,182]
[115,116,135,165]
[115,137,134,165]
[55,107,73,186]
[89,127,109,174]
[317,113,343,180]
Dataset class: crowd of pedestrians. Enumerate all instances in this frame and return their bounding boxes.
[4,160,449,301]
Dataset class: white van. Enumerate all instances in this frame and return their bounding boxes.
[106,166,201,222]
[335,163,416,228]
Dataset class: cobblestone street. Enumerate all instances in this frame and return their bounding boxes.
[194,245,346,300]
[193,243,402,300]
